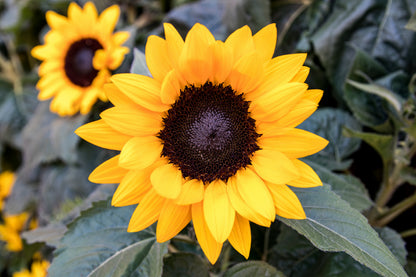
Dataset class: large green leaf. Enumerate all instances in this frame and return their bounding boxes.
[223,261,285,277]
[48,201,168,277]
[305,159,373,212]
[298,108,362,170]
[343,49,391,129]
[309,0,416,103]
[278,185,407,277]
[22,184,117,247]
[270,224,407,277]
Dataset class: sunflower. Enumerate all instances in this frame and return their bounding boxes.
[31,2,129,116]
[75,23,328,263]
[13,258,49,277]
[0,171,15,210]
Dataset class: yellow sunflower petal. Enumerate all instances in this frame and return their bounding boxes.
[45,11,68,30]
[146,35,172,82]
[291,66,310,83]
[111,74,168,112]
[234,168,275,221]
[260,128,328,159]
[127,189,165,232]
[273,99,318,128]
[163,23,184,68]
[225,25,254,62]
[178,23,215,85]
[253,23,277,61]
[251,149,299,184]
[100,106,161,137]
[112,168,153,207]
[75,119,131,150]
[174,179,204,205]
[227,178,271,227]
[227,52,263,94]
[287,159,323,188]
[38,60,63,77]
[267,183,306,219]
[203,180,235,243]
[265,53,307,86]
[89,155,128,184]
[112,31,130,45]
[98,5,119,34]
[67,2,83,22]
[36,72,65,90]
[156,200,191,242]
[37,80,62,100]
[249,54,307,101]
[228,213,251,259]
[192,202,223,264]
[82,2,98,32]
[160,69,181,105]
[210,41,233,84]
[119,136,162,170]
[251,83,308,122]
[151,163,183,199]
[80,88,102,115]
[304,89,324,103]
[108,47,130,69]
[104,83,138,109]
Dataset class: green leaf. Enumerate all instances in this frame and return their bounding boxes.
[405,11,416,31]
[308,0,416,103]
[48,200,168,277]
[305,159,373,212]
[22,223,67,248]
[268,224,321,277]
[130,48,151,76]
[278,185,407,277]
[224,261,285,277]
[22,184,117,247]
[306,227,406,276]
[165,0,228,40]
[222,0,271,34]
[347,79,404,115]
[343,127,395,165]
[299,108,362,170]
[270,225,407,277]
[162,253,210,277]
[376,227,407,266]
[405,260,416,277]
[344,49,391,129]
[20,102,87,167]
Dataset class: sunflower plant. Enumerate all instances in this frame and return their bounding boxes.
[0,0,415,276]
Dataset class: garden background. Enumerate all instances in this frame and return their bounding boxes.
[0,0,416,276]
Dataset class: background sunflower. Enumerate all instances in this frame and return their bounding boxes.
[31,2,129,116]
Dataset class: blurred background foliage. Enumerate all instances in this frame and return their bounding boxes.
[0,0,415,276]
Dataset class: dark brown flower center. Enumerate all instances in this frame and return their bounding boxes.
[158,82,260,183]
[64,38,103,87]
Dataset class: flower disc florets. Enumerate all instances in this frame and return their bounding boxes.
[159,82,260,183]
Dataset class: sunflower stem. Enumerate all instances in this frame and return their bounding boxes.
[220,243,232,274]
[262,227,271,261]
[0,37,23,94]
[400,228,416,238]
[373,192,416,227]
